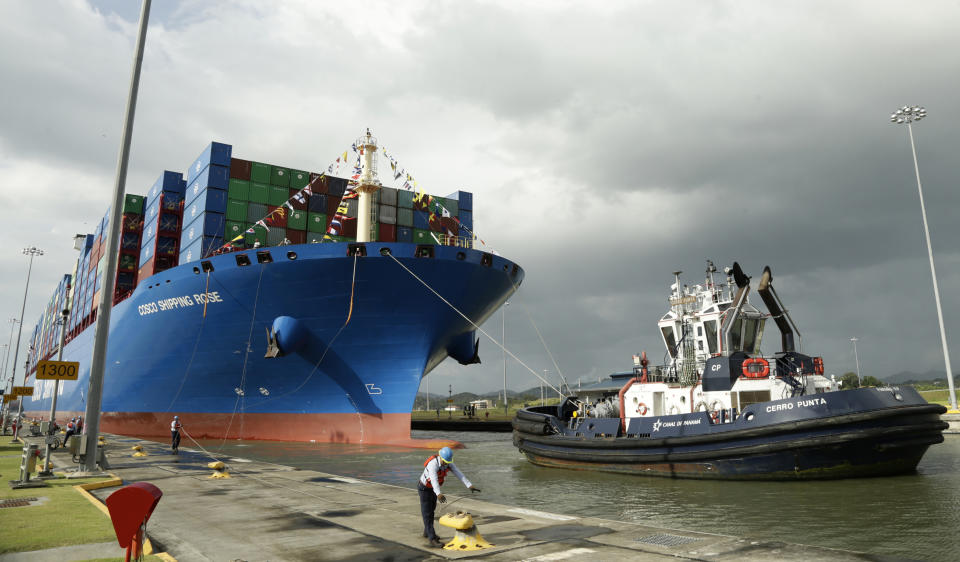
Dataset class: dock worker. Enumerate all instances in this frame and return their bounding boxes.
[170,416,182,454]
[418,446,480,548]
[63,418,77,444]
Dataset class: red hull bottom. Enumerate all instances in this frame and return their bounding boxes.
[25,410,460,449]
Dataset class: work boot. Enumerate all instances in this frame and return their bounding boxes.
[429,537,445,548]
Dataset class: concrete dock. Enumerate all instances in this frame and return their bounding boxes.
[30,435,886,561]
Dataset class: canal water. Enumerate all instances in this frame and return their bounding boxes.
[188,432,960,561]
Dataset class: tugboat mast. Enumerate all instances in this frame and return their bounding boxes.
[355,129,381,243]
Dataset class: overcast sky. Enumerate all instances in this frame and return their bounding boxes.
[1,0,959,397]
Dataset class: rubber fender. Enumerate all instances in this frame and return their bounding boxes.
[511,419,551,435]
[515,409,552,423]
[271,316,309,356]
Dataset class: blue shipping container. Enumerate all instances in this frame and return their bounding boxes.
[139,241,153,267]
[457,190,473,211]
[179,234,223,264]
[308,194,328,213]
[397,226,413,242]
[184,189,228,224]
[185,164,230,206]
[147,171,185,202]
[181,213,227,248]
[413,210,430,230]
[187,142,232,185]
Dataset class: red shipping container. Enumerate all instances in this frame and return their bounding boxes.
[326,196,342,217]
[308,173,329,194]
[378,223,396,242]
[428,214,443,232]
[122,213,142,232]
[264,205,288,228]
[138,257,155,280]
[286,230,306,245]
[288,188,308,211]
[230,158,252,180]
[340,218,357,238]
[440,217,459,235]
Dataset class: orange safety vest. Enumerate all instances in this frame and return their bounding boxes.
[423,455,450,488]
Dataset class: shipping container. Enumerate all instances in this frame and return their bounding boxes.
[286,229,306,245]
[307,212,327,233]
[397,189,415,208]
[156,236,179,257]
[380,186,398,206]
[118,254,138,272]
[378,223,397,242]
[308,173,328,194]
[306,232,326,243]
[397,226,413,243]
[122,213,143,232]
[413,229,440,245]
[246,202,268,223]
[224,221,246,240]
[378,204,397,225]
[288,188,308,211]
[121,232,141,251]
[397,207,413,227]
[249,182,269,204]
[184,188,228,222]
[456,190,473,211]
[147,170,185,202]
[340,219,357,238]
[187,142,232,185]
[270,166,290,187]
[245,225,268,246]
[440,216,459,235]
[138,256,156,280]
[264,206,287,228]
[413,210,430,230]
[228,178,250,201]
[230,158,252,180]
[124,194,145,215]
[287,209,307,231]
[289,169,309,189]
[250,162,271,183]
[459,209,473,231]
[185,164,230,206]
[179,234,223,264]
[158,213,180,234]
[268,184,289,206]
[182,213,227,247]
[226,199,248,222]
[328,177,348,197]
[308,194,327,213]
[266,227,287,246]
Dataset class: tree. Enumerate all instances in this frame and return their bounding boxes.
[839,372,860,389]
[861,375,882,388]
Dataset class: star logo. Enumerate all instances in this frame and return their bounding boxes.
[652,418,662,432]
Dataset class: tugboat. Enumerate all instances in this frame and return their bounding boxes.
[513,262,948,480]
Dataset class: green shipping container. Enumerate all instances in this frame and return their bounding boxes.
[271,166,290,187]
[413,229,439,244]
[268,185,289,206]
[438,197,457,216]
[307,212,327,233]
[249,182,270,204]
[228,179,250,201]
[251,162,272,183]
[123,194,144,215]
[397,189,415,208]
[288,209,307,231]
[397,207,414,227]
[224,221,245,240]
[245,225,268,246]
[289,169,309,189]
[226,199,247,222]
[306,232,326,243]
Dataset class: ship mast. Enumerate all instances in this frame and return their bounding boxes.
[355,129,381,243]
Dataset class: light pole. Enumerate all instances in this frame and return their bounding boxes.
[891,106,957,410]
[11,246,44,441]
[502,302,509,416]
[850,337,862,387]
[3,318,18,390]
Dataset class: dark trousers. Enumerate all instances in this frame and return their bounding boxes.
[417,482,438,540]
[171,430,181,450]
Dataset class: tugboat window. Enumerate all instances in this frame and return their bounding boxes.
[704,320,718,355]
[730,317,743,351]
[661,326,678,358]
[743,318,758,353]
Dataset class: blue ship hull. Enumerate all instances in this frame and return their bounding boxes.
[513,387,948,479]
[23,242,522,445]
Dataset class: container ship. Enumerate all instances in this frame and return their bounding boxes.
[19,132,523,446]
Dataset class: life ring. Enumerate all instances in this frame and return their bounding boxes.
[637,403,648,415]
[813,357,824,375]
[710,410,719,424]
[742,357,770,378]
[693,401,708,413]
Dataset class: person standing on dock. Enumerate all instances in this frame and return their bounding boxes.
[170,416,182,454]
[417,446,480,548]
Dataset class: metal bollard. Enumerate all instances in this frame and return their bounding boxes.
[9,442,47,489]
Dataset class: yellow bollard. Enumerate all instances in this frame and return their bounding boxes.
[438,511,493,551]
[131,445,148,458]
[208,460,230,479]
